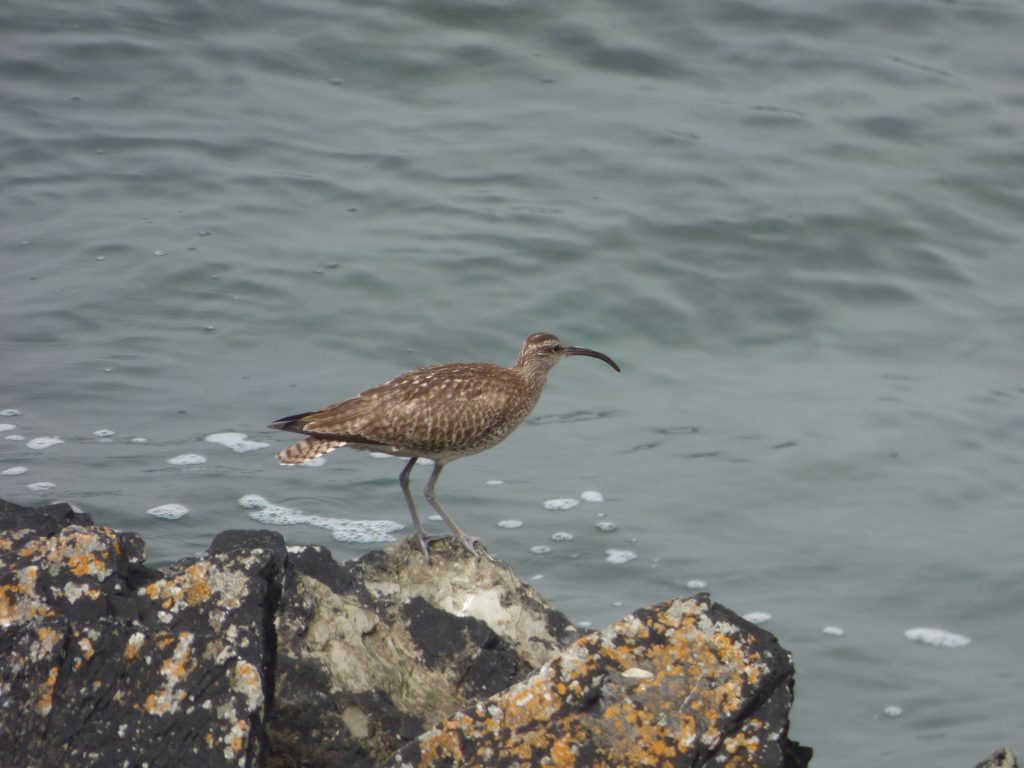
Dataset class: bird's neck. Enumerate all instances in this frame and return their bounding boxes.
[515,362,549,396]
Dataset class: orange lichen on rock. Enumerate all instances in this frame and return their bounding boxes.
[36,665,58,716]
[396,595,792,768]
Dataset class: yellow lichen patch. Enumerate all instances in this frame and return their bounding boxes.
[182,562,214,605]
[232,659,264,712]
[223,718,250,759]
[408,596,780,767]
[123,631,145,662]
[36,665,58,716]
[142,632,195,717]
[77,636,95,660]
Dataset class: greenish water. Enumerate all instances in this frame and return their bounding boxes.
[3,1,1023,764]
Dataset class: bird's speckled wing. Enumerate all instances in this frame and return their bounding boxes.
[289,362,536,456]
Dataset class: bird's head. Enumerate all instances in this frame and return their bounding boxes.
[516,332,621,375]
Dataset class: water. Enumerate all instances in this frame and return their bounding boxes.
[3,0,1023,764]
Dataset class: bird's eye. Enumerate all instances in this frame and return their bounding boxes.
[549,345,563,354]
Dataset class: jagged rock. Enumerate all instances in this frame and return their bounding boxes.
[976,748,1019,768]
[0,498,814,767]
[0,498,284,768]
[387,593,812,768]
[268,537,578,767]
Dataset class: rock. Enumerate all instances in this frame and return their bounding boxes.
[0,499,285,768]
[976,748,1019,768]
[0,498,812,767]
[268,537,578,767]
[387,593,811,768]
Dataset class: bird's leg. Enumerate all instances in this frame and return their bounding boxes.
[399,457,445,557]
[423,461,482,556]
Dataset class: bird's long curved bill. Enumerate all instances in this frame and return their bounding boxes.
[564,346,621,372]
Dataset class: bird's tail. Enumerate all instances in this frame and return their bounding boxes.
[277,437,347,465]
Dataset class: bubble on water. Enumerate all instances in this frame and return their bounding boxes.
[369,451,395,459]
[0,424,17,432]
[204,432,269,453]
[743,611,772,625]
[686,579,707,590]
[594,521,617,533]
[93,429,115,438]
[605,549,637,564]
[486,479,504,485]
[883,705,903,718]
[5,434,26,441]
[530,545,552,555]
[904,627,970,648]
[416,457,434,466]
[27,482,55,491]
[497,519,523,529]
[130,437,148,444]
[27,436,64,450]
[0,409,21,417]
[167,453,207,466]
[146,503,189,520]
[2,466,28,476]
[153,249,166,256]
[427,513,442,522]
[551,531,574,542]
[822,625,845,637]
[543,498,579,511]
[580,490,604,502]
[239,494,403,543]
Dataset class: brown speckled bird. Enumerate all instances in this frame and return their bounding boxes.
[269,332,620,555]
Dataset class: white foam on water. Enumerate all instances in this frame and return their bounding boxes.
[822,625,845,637]
[93,429,116,438]
[369,452,394,459]
[0,424,17,432]
[204,432,269,453]
[2,466,28,476]
[530,545,552,555]
[0,409,20,417]
[883,705,903,718]
[27,436,64,450]
[426,513,442,522]
[605,549,637,564]
[580,490,604,502]
[486,479,504,485]
[743,611,772,625]
[5,434,26,441]
[27,482,55,491]
[543,498,579,511]
[130,437,148,444]
[904,627,970,648]
[239,494,404,543]
[497,519,523,529]
[550,531,574,542]
[146,503,189,520]
[686,579,707,589]
[167,453,207,466]
[299,457,326,467]
[594,521,617,533]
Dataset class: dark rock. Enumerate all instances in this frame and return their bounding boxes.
[0,500,284,768]
[1,498,816,767]
[388,593,812,768]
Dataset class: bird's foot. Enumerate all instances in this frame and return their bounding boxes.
[414,532,450,559]
[455,534,486,558]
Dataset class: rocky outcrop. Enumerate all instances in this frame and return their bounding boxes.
[976,748,1019,768]
[269,537,577,767]
[1,497,812,767]
[387,593,808,768]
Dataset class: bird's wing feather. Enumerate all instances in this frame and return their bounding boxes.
[290,362,526,452]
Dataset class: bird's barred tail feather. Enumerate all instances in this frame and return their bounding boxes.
[277,437,347,465]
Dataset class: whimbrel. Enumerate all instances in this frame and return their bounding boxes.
[269,332,620,555]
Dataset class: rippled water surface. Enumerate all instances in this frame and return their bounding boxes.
[3,1,1023,764]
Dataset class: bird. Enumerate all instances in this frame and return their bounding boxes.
[268,332,620,555]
